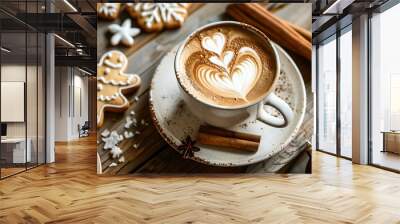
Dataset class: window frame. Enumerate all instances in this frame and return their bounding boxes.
[315,24,353,161]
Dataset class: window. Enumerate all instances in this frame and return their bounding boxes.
[316,25,353,159]
[317,36,337,155]
[370,2,400,171]
[339,28,352,158]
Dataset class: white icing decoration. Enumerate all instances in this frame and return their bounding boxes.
[97,83,103,91]
[110,146,122,159]
[97,76,136,86]
[198,33,262,100]
[118,156,125,163]
[109,162,117,167]
[108,19,140,46]
[133,3,188,28]
[125,116,133,129]
[101,129,110,137]
[99,3,118,17]
[102,131,121,150]
[104,67,110,75]
[132,118,137,127]
[97,92,120,102]
[102,130,124,159]
[124,131,134,139]
[104,60,123,69]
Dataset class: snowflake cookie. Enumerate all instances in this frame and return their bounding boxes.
[97,3,121,21]
[97,50,141,127]
[108,19,140,47]
[126,3,191,32]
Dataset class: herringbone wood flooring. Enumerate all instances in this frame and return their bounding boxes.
[1,136,400,223]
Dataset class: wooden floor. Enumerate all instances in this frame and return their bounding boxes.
[1,167,26,178]
[1,136,400,223]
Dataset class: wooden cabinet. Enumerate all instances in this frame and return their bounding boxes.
[382,132,400,154]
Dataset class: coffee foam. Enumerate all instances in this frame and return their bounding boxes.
[177,24,276,107]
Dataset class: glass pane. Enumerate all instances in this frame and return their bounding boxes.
[371,3,400,171]
[26,0,41,169]
[38,32,45,165]
[27,31,38,169]
[317,37,337,154]
[340,29,352,158]
[1,31,27,177]
[0,0,46,178]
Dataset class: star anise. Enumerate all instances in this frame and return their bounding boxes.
[177,136,200,159]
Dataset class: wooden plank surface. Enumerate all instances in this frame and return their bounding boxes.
[97,3,312,174]
[3,139,400,223]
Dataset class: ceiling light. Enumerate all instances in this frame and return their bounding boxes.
[1,47,11,53]
[78,67,92,76]
[323,0,340,14]
[322,0,354,15]
[54,34,75,48]
[63,0,78,12]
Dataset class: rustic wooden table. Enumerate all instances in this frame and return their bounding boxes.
[97,3,312,175]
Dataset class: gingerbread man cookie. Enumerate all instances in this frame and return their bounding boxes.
[97,50,141,127]
[97,3,121,21]
[125,3,191,32]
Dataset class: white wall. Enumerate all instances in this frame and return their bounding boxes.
[54,66,89,141]
[55,66,69,141]
[0,65,41,138]
[72,73,89,138]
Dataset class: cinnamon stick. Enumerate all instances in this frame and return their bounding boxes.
[286,22,312,42]
[199,125,261,142]
[197,132,259,152]
[226,3,311,60]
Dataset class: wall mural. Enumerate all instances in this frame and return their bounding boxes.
[96,3,313,175]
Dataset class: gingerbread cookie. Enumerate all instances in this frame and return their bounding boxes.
[108,19,140,47]
[97,50,141,127]
[125,3,191,32]
[97,3,121,21]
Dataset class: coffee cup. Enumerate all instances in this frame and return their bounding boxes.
[174,21,293,128]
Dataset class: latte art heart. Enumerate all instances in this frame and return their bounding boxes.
[196,32,262,100]
[209,51,234,71]
[201,32,226,56]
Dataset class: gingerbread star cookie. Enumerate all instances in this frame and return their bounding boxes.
[97,50,141,127]
[97,3,121,21]
[125,3,191,32]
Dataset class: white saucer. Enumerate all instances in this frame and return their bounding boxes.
[149,44,306,167]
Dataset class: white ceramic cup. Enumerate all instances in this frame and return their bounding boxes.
[174,21,293,128]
